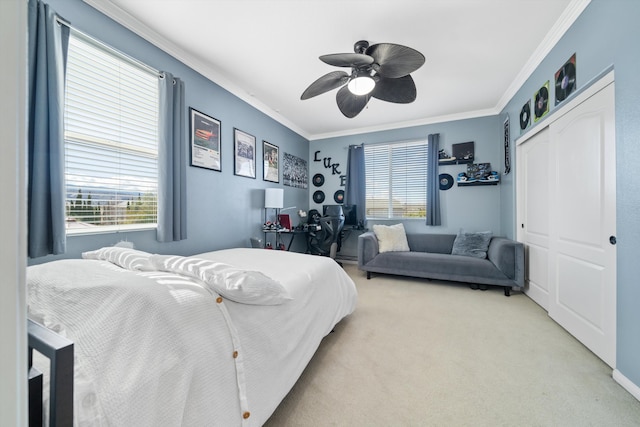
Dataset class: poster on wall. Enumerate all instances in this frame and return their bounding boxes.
[283,152,308,189]
[233,128,256,179]
[190,108,221,171]
[263,141,279,183]
[504,114,511,174]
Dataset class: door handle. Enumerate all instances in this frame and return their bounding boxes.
[609,236,617,245]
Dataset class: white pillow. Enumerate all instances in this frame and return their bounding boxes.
[150,255,291,305]
[82,247,154,271]
[372,223,410,253]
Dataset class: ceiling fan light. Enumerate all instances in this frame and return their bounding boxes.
[347,76,375,96]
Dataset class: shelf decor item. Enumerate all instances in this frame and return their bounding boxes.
[438,141,474,165]
[457,163,500,186]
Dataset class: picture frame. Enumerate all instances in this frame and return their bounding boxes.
[263,140,279,183]
[189,108,221,171]
[233,128,256,179]
[283,152,308,189]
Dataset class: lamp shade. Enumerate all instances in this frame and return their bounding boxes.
[264,188,284,208]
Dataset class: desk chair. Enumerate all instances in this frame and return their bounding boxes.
[307,206,345,260]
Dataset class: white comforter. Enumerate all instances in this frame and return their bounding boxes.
[27,248,357,426]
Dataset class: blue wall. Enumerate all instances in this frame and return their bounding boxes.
[310,115,504,253]
[499,0,640,391]
[32,0,310,263]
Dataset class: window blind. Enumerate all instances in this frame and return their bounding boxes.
[364,140,428,219]
[64,31,159,233]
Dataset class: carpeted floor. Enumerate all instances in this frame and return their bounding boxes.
[264,264,640,426]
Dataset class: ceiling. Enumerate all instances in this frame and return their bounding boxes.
[85,0,588,140]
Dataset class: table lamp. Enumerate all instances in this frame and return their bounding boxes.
[265,188,284,226]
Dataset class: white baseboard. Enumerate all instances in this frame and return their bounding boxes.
[613,369,640,402]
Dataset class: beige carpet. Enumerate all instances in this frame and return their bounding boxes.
[264,264,640,426]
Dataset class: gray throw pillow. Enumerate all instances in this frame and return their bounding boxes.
[451,229,493,259]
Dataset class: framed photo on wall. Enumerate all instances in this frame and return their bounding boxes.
[283,152,308,189]
[234,128,256,178]
[190,108,221,171]
[263,140,279,183]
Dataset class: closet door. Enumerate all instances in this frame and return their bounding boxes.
[517,128,551,310]
[547,82,616,368]
[517,75,616,368]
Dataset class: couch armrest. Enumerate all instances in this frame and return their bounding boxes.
[358,232,379,268]
[487,237,525,288]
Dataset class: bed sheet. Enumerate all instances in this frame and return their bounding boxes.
[27,248,357,426]
[194,248,358,425]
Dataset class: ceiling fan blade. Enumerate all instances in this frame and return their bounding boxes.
[336,86,370,118]
[371,75,417,104]
[366,43,425,78]
[301,71,349,100]
[320,53,374,68]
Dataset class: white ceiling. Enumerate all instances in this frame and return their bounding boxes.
[85,0,588,140]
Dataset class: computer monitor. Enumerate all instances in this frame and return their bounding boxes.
[323,204,357,226]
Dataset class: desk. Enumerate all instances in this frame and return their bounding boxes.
[262,229,308,251]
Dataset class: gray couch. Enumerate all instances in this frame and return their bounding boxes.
[357,232,524,296]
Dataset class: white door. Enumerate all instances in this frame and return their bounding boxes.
[517,128,551,310]
[548,82,617,368]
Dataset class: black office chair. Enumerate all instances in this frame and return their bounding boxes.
[307,206,345,260]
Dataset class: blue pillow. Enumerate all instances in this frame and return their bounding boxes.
[451,230,493,259]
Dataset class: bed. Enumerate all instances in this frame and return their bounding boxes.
[27,247,358,426]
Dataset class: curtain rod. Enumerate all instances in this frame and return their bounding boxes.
[55,15,71,28]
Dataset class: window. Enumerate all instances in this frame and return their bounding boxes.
[64,31,159,234]
[364,140,428,219]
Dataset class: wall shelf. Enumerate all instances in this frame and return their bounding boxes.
[457,180,499,187]
[438,159,473,166]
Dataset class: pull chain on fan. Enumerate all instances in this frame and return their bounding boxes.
[301,40,425,118]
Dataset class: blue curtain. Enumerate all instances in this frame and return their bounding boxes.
[27,0,70,258]
[426,133,441,226]
[157,72,187,242]
[344,144,366,226]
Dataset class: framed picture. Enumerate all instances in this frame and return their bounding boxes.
[189,108,221,171]
[263,141,279,183]
[283,152,308,189]
[233,128,256,178]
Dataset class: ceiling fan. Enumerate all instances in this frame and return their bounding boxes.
[300,40,425,118]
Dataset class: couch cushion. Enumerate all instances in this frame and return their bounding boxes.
[451,229,492,259]
[406,233,456,254]
[367,252,509,283]
[373,223,410,253]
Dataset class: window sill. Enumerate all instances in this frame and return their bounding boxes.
[66,223,156,236]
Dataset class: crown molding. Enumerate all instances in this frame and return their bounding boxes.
[82,0,311,140]
[83,0,589,142]
[309,108,498,141]
[495,0,591,112]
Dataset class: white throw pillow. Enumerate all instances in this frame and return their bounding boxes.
[373,223,410,253]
